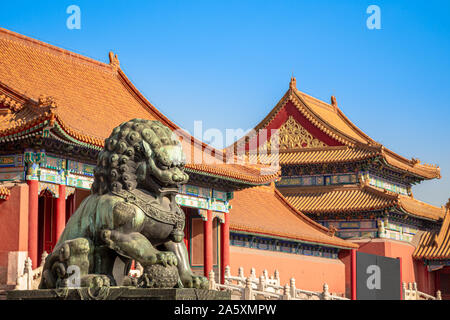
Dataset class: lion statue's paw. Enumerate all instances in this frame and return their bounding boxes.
[155,251,178,267]
[180,274,209,289]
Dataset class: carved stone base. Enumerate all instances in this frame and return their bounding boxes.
[138,264,179,288]
[6,287,230,300]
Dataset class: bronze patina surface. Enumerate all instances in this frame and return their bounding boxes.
[38,119,209,291]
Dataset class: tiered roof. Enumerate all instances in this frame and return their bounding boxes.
[413,201,450,260]
[230,77,440,180]
[229,184,357,249]
[283,184,445,222]
[0,28,278,187]
[227,77,442,222]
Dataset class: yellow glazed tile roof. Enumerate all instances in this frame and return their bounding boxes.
[414,204,450,260]
[283,184,445,221]
[251,146,379,165]
[229,78,440,180]
[0,185,11,200]
[230,184,358,249]
[0,28,278,185]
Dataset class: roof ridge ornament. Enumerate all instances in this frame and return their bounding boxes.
[38,95,57,109]
[109,51,120,71]
[331,96,337,107]
[289,76,297,90]
[0,94,24,112]
[327,225,337,237]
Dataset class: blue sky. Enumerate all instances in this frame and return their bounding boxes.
[1,1,449,206]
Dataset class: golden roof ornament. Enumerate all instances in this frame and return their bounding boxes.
[38,95,57,109]
[331,95,337,107]
[289,76,297,90]
[109,51,120,71]
[327,225,337,237]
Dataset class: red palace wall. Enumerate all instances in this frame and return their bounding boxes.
[414,260,436,295]
[0,183,29,284]
[338,249,353,298]
[230,246,347,295]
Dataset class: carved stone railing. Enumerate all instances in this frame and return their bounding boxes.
[12,257,444,300]
[209,266,348,300]
[15,252,48,290]
[15,254,145,289]
[402,282,442,300]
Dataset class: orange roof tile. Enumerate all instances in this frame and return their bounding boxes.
[186,162,279,185]
[251,146,379,165]
[283,184,445,221]
[397,194,445,222]
[413,205,450,260]
[294,90,371,144]
[229,184,357,249]
[0,28,277,185]
[382,149,441,180]
[0,185,11,200]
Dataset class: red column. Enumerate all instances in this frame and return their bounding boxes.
[435,270,440,294]
[55,184,66,241]
[220,212,230,284]
[424,263,430,294]
[66,192,76,223]
[351,248,357,300]
[27,180,39,269]
[203,210,213,277]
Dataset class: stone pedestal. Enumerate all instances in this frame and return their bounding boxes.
[7,287,230,300]
[6,251,27,286]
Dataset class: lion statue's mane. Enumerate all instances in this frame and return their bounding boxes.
[92,118,188,195]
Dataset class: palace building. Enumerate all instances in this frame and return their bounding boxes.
[1,27,448,299]
[413,200,450,299]
[227,76,449,297]
[229,183,357,294]
[0,28,358,296]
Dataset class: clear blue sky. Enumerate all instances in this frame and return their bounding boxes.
[1,1,449,207]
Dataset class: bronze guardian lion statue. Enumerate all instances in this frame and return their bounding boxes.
[39,119,208,289]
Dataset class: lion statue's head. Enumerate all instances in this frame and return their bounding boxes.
[92,119,189,195]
